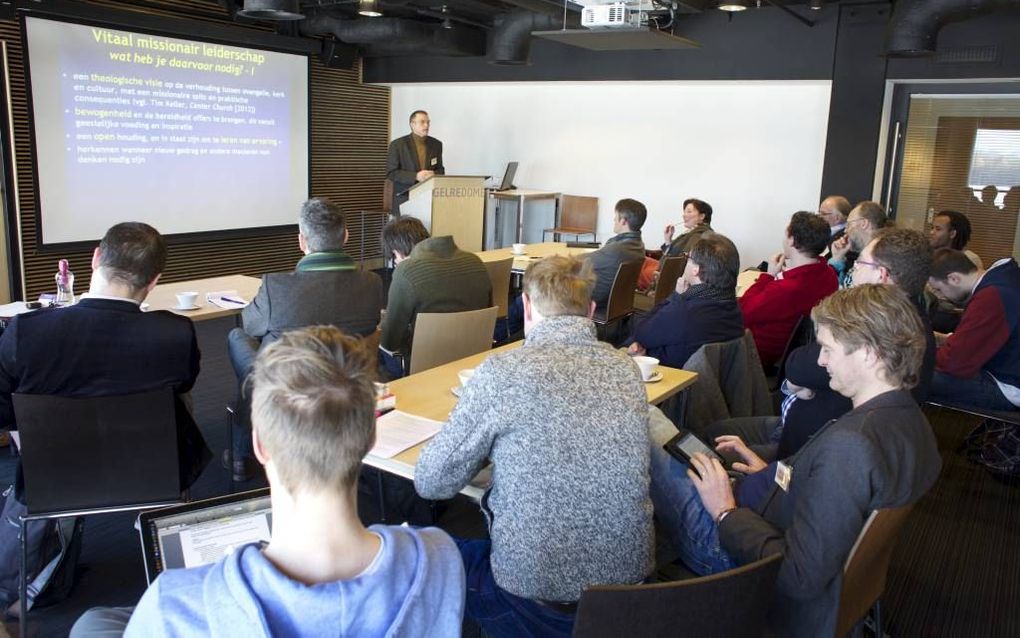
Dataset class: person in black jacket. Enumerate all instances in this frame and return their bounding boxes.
[624,233,744,368]
[0,222,211,488]
[385,110,444,214]
[649,285,941,637]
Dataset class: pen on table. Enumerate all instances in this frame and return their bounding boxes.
[221,296,246,304]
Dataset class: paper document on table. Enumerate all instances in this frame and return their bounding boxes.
[206,290,248,309]
[369,410,444,459]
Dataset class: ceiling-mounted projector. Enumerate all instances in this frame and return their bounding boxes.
[582,3,633,28]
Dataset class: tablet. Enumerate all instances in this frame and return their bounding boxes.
[663,430,728,477]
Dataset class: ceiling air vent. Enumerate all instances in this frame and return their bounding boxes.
[934,45,1000,64]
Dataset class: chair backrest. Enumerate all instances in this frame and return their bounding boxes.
[483,257,514,319]
[602,259,644,323]
[678,330,773,433]
[13,389,181,515]
[654,255,688,305]
[836,505,914,638]
[573,553,783,638]
[559,195,598,231]
[409,306,499,375]
[775,313,815,382]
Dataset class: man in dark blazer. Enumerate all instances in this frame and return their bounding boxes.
[583,198,646,309]
[385,110,444,214]
[227,198,383,479]
[0,222,211,489]
[649,284,941,637]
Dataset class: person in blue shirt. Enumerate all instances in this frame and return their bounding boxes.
[71,326,465,638]
[624,232,745,368]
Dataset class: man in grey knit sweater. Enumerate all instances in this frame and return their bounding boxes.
[415,255,653,637]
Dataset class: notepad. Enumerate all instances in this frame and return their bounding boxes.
[206,290,248,309]
[368,411,443,459]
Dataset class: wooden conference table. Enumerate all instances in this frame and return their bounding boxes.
[146,274,262,321]
[477,241,598,273]
[364,341,699,500]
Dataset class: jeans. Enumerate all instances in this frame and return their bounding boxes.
[648,443,736,576]
[69,606,134,637]
[455,538,576,638]
[226,328,259,461]
[378,349,405,379]
[930,370,1018,413]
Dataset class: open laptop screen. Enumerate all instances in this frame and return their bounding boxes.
[497,161,518,191]
[138,488,272,584]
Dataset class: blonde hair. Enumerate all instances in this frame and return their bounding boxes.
[811,284,925,389]
[249,326,376,494]
[522,255,595,317]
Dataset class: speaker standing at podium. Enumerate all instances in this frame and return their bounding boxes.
[386,110,445,214]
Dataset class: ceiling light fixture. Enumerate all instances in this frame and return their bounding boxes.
[441,5,453,29]
[808,0,823,9]
[237,0,305,21]
[718,0,748,12]
[358,0,384,17]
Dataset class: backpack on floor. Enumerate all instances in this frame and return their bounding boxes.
[0,484,83,613]
[964,420,1020,478]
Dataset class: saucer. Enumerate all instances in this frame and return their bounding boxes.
[643,371,663,383]
[512,251,527,256]
[450,385,462,397]
[172,304,201,311]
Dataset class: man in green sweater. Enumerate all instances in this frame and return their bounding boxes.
[379,217,491,378]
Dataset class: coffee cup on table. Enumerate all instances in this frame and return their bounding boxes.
[458,369,475,387]
[512,243,526,255]
[633,356,659,381]
[175,291,199,308]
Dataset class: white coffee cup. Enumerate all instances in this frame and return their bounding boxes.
[175,291,199,308]
[512,243,526,255]
[633,356,659,381]
[458,369,475,387]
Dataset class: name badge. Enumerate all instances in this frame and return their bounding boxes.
[775,461,793,492]
[430,157,438,166]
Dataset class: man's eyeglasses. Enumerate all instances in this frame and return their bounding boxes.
[850,259,884,274]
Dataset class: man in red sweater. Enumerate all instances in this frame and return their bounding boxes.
[928,248,1020,412]
[739,211,838,368]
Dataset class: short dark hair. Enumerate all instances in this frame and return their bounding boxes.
[935,210,972,250]
[688,232,739,290]
[854,201,888,229]
[931,247,979,281]
[409,110,428,122]
[683,198,713,225]
[870,228,933,297]
[614,198,647,231]
[787,211,831,257]
[97,222,166,294]
[381,216,430,260]
[298,199,346,252]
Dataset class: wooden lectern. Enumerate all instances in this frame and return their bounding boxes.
[400,175,487,252]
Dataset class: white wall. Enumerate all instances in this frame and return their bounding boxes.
[387,80,832,267]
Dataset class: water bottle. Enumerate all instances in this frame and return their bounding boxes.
[55,259,74,306]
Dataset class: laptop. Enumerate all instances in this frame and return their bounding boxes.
[492,161,518,192]
[137,488,272,584]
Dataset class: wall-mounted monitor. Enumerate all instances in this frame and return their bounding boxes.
[23,15,309,246]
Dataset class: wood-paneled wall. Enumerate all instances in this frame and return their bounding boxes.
[1,0,389,300]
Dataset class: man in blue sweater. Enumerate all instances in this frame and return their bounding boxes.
[624,233,745,368]
[71,327,465,638]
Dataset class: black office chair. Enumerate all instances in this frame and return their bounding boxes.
[12,388,187,638]
[572,553,783,637]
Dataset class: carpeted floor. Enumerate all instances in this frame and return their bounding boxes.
[1,316,1018,636]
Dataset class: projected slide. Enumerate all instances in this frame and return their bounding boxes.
[25,17,309,244]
